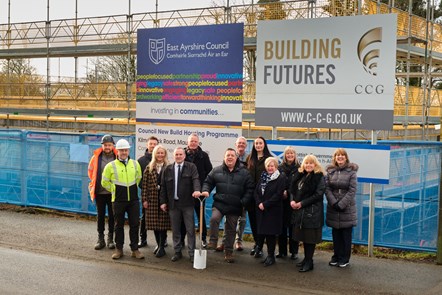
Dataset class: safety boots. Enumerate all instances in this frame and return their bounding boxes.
[107,233,115,249]
[112,248,124,259]
[131,249,145,259]
[94,234,106,250]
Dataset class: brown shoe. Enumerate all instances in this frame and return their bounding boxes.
[224,251,234,263]
[206,242,217,250]
[112,249,123,260]
[131,249,145,259]
[235,241,243,251]
[215,244,224,252]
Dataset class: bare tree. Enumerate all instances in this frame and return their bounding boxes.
[0,58,44,97]
[86,35,136,83]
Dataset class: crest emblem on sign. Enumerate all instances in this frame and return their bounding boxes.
[149,38,166,65]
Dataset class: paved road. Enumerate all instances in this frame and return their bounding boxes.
[0,247,306,295]
[0,210,441,295]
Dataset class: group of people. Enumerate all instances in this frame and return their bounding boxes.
[88,133,358,272]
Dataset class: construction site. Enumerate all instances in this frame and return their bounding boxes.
[0,0,441,140]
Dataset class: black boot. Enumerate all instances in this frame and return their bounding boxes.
[254,246,263,258]
[264,255,275,267]
[107,232,115,249]
[299,259,314,272]
[155,231,166,258]
[156,247,166,258]
[296,259,305,267]
[94,234,105,250]
[299,243,315,272]
[253,238,264,258]
[250,244,257,256]
[153,231,160,254]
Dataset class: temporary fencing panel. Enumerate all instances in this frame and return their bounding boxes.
[0,130,440,252]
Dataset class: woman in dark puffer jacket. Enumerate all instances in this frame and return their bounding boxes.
[325,148,358,268]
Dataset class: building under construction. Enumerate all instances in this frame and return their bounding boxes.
[0,0,440,140]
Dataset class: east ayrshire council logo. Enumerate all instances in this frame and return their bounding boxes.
[357,27,382,76]
[149,38,166,65]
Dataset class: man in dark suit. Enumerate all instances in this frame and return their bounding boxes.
[160,147,201,263]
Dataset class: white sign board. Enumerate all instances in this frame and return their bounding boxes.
[267,140,390,184]
[256,14,397,130]
[136,125,242,167]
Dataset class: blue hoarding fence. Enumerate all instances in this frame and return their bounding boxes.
[0,130,440,252]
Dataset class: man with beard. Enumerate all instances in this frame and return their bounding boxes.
[88,134,117,250]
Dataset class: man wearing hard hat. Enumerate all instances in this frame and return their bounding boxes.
[102,139,144,260]
[88,134,117,251]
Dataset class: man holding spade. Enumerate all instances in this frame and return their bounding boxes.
[202,148,254,263]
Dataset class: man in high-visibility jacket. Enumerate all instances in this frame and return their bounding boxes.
[102,139,144,260]
[88,134,117,250]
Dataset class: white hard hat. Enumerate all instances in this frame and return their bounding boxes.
[115,139,131,149]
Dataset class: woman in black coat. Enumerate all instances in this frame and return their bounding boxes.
[290,154,325,272]
[255,157,286,266]
[246,136,272,257]
[277,146,300,260]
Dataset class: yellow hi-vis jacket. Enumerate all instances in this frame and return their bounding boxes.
[101,158,142,202]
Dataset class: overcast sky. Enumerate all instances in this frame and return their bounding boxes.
[0,0,222,23]
[0,0,236,77]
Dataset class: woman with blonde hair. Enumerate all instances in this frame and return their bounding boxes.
[325,148,358,268]
[141,145,170,258]
[277,146,300,260]
[290,154,325,272]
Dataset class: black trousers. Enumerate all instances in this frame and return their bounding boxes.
[257,234,277,256]
[113,200,140,251]
[139,206,147,242]
[154,230,167,247]
[278,224,299,255]
[246,203,258,244]
[95,194,114,236]
[332,227,353,263]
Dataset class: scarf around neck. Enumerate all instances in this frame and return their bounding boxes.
[260,169,280,194]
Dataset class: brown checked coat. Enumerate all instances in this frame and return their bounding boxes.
[141,166,171,231]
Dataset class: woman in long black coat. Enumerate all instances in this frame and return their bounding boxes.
[246,136,272,257]
[277,146,300,260]
[254,157,286,267]
[290,154,325,272]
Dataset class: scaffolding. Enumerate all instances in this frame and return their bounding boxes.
[0,0,441,139]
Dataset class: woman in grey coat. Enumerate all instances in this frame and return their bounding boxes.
[325,148,358,268]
